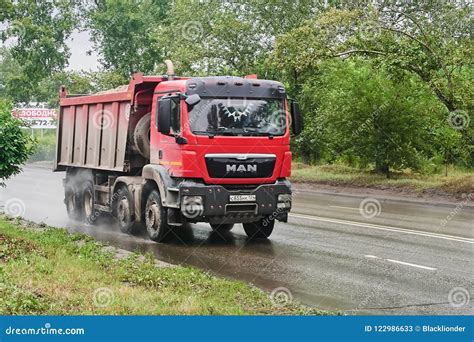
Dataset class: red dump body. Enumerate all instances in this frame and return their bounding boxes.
[55,73,186,172]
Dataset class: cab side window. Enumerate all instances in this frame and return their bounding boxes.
[170,96,180,134]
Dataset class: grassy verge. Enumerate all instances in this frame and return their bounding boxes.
[290,163,473,197]
[0,215,327,315]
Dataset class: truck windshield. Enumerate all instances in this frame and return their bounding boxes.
[188,98,286,136]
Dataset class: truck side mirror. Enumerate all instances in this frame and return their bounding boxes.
[290,100,303,135]
[157,97,171,135]
[185,94,201,106]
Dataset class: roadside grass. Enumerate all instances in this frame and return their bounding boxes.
[0,215,328,315]
[290,163,473,196]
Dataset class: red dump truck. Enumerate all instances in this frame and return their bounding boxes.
[54,61,302,242]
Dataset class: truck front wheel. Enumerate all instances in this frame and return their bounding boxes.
[243,217,275,239]
[145,190,171,242]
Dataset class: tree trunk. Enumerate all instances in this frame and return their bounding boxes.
[301,150,310,165]
[376,163,390,178]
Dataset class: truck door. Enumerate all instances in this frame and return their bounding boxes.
[150,93,182,171]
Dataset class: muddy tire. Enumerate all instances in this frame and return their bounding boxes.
[112,185,137,234]
[210,223,234,233]
[145,190,171,242]
[64,182,82,220]
[133,113,151,159]
[81,181,98,224]
[243,217,274,239]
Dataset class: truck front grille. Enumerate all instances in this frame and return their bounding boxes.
[205,154,275,178]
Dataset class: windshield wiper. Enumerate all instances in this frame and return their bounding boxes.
[193,130,215,137]
[242,128,275,137]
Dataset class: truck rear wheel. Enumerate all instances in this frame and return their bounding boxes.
[82,181,96,224]
[113,185,136,234]
[145,190,171,242]
[65,183,82,220]
[210,223,234,233]
[243,217,274,239]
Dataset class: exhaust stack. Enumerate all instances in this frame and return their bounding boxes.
[164,60,175,80]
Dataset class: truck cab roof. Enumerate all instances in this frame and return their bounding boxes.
[184,76,286,99]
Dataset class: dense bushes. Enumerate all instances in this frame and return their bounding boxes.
[293,60,470,176]
[0,102,36,186]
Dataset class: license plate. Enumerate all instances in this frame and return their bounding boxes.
[229,195,256,202]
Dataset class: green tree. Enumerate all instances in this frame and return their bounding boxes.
[36,71,96,107]
[0,101,36,186]
[83,0,170,78]
[0,0,77,102]
[299,60,455,176]
[272,3,473,110]
[155,0,264,75]
[271,3,473,167]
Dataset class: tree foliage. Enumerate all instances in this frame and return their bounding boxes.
[299,59,468,174]
[0,0,77,102]
[82,0,170,78]
[0,101,36,186]
[270,2,473,171]
[0,0,472,174]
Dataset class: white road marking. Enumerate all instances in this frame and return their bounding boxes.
[364,255,379,259]
[364,254,437,271]
[330,206,359,210]
[289,213,474,244]
[385,258,437,271]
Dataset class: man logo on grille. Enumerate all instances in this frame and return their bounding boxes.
[226,164,257,173]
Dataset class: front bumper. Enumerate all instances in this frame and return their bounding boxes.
[178,179,292,224]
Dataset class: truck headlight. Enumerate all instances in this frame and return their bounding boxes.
[278,194,292,202]
[181,196,204,218]
[277,202,291,209]
[277,193,292,209]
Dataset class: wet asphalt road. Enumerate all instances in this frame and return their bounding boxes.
[0,166,472,315]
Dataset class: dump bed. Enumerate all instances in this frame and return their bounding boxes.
[54,73,166,172]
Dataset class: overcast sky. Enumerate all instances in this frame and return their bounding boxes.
[66,30,99,72]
